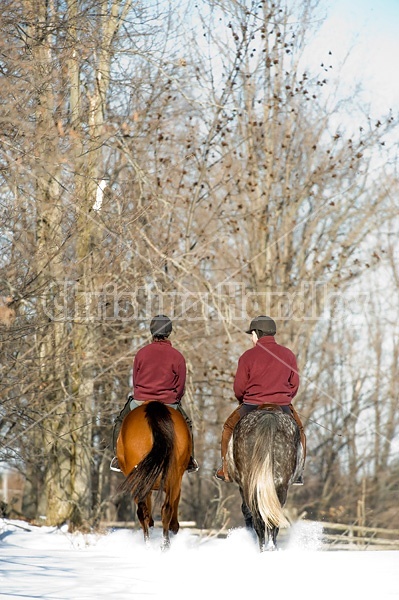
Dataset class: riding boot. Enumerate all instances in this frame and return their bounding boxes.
[176,403,199,473]
[289,404,306,485]
[215,457,231,483]
[215,406,242,482]
[110,397,134,472]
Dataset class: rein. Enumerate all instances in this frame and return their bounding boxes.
[305,415,343,437]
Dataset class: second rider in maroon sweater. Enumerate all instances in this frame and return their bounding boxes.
[215,315,306,484]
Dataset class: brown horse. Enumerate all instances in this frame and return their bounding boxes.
[116,401,191,550]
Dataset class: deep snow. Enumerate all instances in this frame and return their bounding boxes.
[0,519,398,599]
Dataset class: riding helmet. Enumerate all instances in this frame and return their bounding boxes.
[150,314,173,337]
[245,315,277,336]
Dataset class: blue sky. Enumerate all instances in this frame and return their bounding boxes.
[304,0,399,114]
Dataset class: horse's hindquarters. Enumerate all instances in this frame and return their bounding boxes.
[231,410,299,550]
[116,402,190,549]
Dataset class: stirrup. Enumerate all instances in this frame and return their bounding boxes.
[187,458,199,474]
[110,457,121,472]
[293,474,304,486]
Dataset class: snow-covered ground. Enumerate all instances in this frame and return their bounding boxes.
[0,519,398,599]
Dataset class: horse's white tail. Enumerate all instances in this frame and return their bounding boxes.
[247,449,290,529]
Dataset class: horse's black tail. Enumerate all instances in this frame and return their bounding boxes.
[117,402,175,502]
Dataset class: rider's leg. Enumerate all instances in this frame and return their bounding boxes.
[112,399,131,451]
[176,403,199,473]
[288,404,306,458]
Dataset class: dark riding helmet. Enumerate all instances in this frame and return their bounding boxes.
[150,314,173,337]
[245,315,277,336]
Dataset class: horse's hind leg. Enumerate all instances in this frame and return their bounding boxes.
[160,486,182,551]
[160,498,173,551]
[169,490,181,535]
[239,487,254,530]
[146,494,154,528]
[137,496,153,544]
[241,500,254,530]
[264,525,278,551]
[253,516,267,552]
[271,526,279,549]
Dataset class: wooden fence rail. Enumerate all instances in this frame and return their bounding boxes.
[319,521,399,550]
[100,519,399,550]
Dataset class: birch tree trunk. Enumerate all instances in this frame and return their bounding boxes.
[22,0,132,528]
[65,0,133,530]
[28,0,73,524]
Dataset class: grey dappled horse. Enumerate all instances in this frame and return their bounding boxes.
[226,408,302,551]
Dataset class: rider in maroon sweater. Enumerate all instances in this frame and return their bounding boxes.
[215,316,305,484]
[110,315,199,473]
[133,339,186,404]
[233,335,299,405]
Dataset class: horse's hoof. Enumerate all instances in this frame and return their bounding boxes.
[169,522,179,535]
[171,529,179,536]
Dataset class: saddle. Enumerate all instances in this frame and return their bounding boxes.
[256,403,285,414]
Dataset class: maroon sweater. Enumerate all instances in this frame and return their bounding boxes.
[133,339,186,404]
[233,336,299,406]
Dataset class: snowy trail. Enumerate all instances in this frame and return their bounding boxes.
[0,519,398,599]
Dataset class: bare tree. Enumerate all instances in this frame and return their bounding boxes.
[1,0,398,530]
